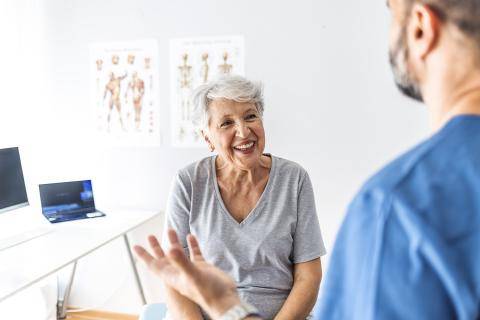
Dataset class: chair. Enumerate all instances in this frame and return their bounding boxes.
[139,303,168,320]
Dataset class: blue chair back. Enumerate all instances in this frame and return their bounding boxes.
[139,303,167,320]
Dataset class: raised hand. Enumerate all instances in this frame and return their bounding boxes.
[134,229,241,319]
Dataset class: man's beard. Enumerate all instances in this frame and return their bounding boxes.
[389,28,424,102]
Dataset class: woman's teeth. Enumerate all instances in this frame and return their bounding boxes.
[234,142,254,150]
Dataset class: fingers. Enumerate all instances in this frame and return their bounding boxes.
[147,235,165,259]
[187,234,205,262]
[137,230,197,278]
[166,229,197,276]
[167,229,180,245]
[133,245,155,267]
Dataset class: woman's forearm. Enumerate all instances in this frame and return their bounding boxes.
[274,259,322,320]
[274,279,319,320]
[165,285,203,320]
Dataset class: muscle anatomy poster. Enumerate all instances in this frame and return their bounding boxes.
[90,39,161,146]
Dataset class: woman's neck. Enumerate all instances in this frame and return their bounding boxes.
[216,155,271,186]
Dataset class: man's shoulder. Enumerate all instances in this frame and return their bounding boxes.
[351,128,449,218]
[360,138,435,198]
[355,115,480,222]
[362,116,480,195]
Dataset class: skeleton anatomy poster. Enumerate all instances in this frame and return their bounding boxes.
[170,36,245,147]
[90,39,161,146]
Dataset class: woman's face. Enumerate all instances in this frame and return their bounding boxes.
[204,99,266,170]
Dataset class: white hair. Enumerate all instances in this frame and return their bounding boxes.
[191,75,264,129]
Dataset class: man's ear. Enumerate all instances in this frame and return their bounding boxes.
[407,3,441,60]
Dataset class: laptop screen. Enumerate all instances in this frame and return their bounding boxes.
[39,180,100,223]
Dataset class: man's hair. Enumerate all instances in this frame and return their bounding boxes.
[405,0,480,45]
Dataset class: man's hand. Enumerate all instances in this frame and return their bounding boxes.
[134,229,241,319]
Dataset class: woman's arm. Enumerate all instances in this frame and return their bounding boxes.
[274,258,322,320]
[165,285,203,320]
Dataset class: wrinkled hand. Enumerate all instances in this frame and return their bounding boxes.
[134,229,240,319]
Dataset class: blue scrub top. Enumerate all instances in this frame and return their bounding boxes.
[315,115,480,319]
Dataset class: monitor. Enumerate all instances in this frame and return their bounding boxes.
[0,147,54,252]
[0,147,29,214]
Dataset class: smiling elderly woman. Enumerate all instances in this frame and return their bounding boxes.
[163,75,326,320]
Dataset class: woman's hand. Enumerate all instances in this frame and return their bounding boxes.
[134,229,241,319]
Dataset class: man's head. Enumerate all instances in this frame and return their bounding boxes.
[388,0,480,102]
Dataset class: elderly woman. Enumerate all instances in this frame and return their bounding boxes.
[163,75,326,320]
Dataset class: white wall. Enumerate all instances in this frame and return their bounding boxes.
[7,0,429,315]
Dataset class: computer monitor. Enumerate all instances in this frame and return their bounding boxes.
[0,147,54,252]
[0,147,29,214]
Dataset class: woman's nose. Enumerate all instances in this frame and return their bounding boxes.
[235,122,251,138]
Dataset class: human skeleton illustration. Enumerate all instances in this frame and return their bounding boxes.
[218,52,233,74]
[201,53,210,83]
[178,53,193,120]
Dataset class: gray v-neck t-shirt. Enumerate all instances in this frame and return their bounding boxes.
[163,155,326,319]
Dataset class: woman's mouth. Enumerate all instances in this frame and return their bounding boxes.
[233,141,255,154]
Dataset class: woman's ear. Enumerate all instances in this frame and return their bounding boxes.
[201,129,215,152]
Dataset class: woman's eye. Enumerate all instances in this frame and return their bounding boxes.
[245,114,257,120]
[220,120,233,127]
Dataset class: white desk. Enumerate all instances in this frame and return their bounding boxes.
[0,208,161,315]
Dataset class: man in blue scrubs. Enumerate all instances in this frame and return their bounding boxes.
[134,0,480,318]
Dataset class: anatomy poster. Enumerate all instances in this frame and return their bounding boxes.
[170,36,245,147]
[90,39,161,146]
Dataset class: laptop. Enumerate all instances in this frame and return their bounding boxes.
[39,180,106,223]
